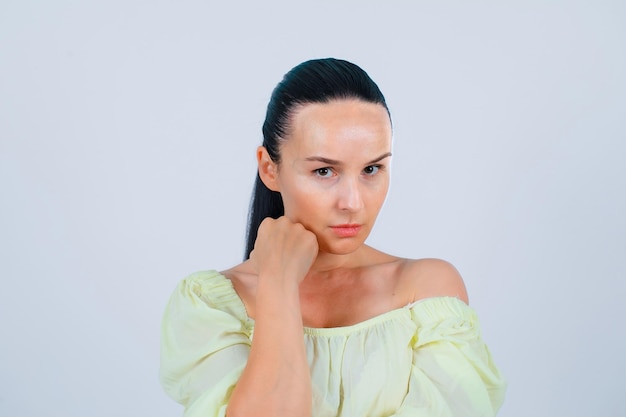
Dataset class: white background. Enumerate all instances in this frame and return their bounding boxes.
[1,1,624,416]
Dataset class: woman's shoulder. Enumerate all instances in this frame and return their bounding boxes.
[396,257,469,304]
[220,260,256,284]
[162,269,251,332]
[220,261,258,318]
[174,269,243,307]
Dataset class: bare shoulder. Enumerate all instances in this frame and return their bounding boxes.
[221,260,256,282]
[398,258,469,304]
[218,261,260,317]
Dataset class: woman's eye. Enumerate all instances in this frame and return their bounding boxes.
[314,167,333,178]
[363,165,380,175]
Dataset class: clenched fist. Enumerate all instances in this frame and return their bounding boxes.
[249,217,319,285]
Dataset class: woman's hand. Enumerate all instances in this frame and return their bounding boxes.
[249,217,319,285]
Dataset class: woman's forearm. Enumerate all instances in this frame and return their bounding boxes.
[226,275,311,417]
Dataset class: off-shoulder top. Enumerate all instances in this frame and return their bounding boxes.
[160,270,506,417]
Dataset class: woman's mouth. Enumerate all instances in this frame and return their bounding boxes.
[330,224,362,238]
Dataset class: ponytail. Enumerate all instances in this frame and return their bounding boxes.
[244,174,284,259]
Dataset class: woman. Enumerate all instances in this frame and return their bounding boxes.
[160,58,506,417]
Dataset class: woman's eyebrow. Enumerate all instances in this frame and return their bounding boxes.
[368,152,392,164]
[304,156,341,165]
[304,152,392,165]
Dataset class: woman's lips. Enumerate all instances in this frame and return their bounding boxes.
[330,224,362,237]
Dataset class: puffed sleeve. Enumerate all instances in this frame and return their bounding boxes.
[393,297,506,417]
[159,271,253,417]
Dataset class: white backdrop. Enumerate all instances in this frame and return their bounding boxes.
[1,1,624,416]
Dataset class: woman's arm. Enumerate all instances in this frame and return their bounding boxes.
[226,217,318,417]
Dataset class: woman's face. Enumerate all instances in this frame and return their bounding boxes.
[270,99,392,255]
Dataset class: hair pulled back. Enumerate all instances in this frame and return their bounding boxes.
[245,58,390,259]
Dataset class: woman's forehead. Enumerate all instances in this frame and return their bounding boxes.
[285,100,392,154]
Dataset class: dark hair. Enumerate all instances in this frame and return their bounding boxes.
[244,58,390,259]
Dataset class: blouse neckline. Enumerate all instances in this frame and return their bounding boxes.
[208,270,457,336]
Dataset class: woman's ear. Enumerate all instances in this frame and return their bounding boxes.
[257,146,280,192]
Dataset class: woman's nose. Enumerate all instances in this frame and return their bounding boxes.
[337,177,364,212]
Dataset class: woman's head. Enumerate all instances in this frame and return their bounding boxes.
[245,58,391,259]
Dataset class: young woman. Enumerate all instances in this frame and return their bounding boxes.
[160,58,506,417]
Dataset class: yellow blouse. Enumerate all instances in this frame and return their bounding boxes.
[160,270,506,417]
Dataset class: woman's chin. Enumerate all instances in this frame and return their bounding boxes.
[317,238,366,256]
